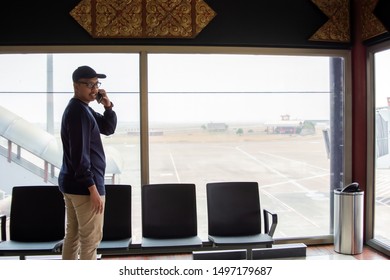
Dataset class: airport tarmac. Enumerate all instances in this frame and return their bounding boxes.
[107,129,335,242]
[1,126,389,244]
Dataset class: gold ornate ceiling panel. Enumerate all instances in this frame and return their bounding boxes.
[70,0,216,38]
[309,0,350,43]
[361,0,387,41]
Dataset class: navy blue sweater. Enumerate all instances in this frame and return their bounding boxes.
[58,98,117,196]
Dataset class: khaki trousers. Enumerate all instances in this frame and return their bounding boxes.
[62,193,105,260]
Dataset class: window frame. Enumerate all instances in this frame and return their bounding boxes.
[367,41,390,256]
[0,45,352,245]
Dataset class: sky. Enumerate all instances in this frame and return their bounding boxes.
[375,49,390,107]
[0,51,359,126]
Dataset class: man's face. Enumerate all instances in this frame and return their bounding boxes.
[74,78,100,103]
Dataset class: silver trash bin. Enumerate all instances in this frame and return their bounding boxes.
[334,182,364,255]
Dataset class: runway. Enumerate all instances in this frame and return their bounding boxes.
[114,130,334,241]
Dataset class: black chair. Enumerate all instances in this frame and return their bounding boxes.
[0,185,65,260]
[97,184,132,255]
[141,183,202,251]
[206,181,277,259]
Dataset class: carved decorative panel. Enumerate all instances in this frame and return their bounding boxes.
[70,0,216,38]
[309,0,350,43]
[361,0,387,41]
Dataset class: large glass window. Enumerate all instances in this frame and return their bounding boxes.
[0,50,347,244]
[0,53,140,236]
[372,49,390,250]
[148,53,345,239]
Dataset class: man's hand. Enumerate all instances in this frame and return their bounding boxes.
[97,89,112,108]
[88,185,104,214]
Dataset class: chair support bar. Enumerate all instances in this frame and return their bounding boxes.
[0,214,6,241]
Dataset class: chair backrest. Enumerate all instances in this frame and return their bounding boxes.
[102,184,132,241]
[10,185,65,242]
[207,182,261,236]
[142,183,198,239]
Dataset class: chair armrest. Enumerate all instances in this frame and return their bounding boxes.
[263,209,278,237]
[0,214,6,241]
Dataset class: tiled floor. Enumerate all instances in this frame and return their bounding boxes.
[305,245,389,260]
[101,245,389,260]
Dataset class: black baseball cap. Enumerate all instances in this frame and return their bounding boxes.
[72,66,106,82]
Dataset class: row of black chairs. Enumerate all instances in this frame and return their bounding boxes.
[0,182,278,259]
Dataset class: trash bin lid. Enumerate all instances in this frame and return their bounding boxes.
[341,182,360,192]
[334,182,364,195]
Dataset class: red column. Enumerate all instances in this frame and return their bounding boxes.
[351,0,367,191]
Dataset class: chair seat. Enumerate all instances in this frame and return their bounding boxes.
[0,240,63,254]
[209,233,273,246]
[141,184,202,251]
[98,185,132,255]
[0,186,65,260]
[142,236,202,248]
[98,238,132,251]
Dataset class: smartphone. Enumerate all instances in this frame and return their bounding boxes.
[96,92,103,103]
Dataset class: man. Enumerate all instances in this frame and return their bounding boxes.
[59,65,117,260]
